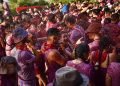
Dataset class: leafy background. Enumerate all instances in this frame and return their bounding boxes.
[9,0,96,14]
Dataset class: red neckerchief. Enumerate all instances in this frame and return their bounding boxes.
[42,42,66,58]
[16,44,28,51]
[42,42,58,52]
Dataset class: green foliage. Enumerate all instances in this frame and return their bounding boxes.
[9,0,97,15]
[51,0,96,4]
[51,0,74,4]
[9,0,17,3]
[9,0,49,15]
[38,0,49,5]
[19,1,32,6]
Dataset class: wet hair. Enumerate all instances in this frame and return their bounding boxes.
[65,15,76,25]
[92,9,101,15]
[99,36,112,50]
[70,5,77,11]
[78,12,88,19]
[104,18,111,24]
[56,12,63,21]
[48,13,56,23]
[111,13,119,22]
[0,56,19,71]
[47,28,60,37]
[104,7,111,13]
[75,43,90,61]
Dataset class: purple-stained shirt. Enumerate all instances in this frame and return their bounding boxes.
[70,25,85,44]
[11,48,35,81]
[66,59,93,79]
[88,40,100,51]
[107,62,120,86]
[101,23,120,47]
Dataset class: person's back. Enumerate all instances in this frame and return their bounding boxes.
[107,62,120,86]
[67,60,93,78]
[66,43,93,79]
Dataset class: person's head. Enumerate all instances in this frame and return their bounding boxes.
[86,23,102,40]
[104,18,111,25]
[12,27,28,45]
[104,7,111,18]
[78,12,89,21]
[99,36,113,52]
[55,12,63,22]
[65,15,76,29]
[69,5,77,12]
[53,67,89,86]
[111,13,119,24]
[21,14,31,28]
[47,28,60,44]
[48,13,56,23]
[75,43,90,61]
[0,56,19,74]
[92,9,101,17]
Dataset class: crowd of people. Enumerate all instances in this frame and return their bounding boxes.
[0,0,120,86]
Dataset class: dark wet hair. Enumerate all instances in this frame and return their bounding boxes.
[56,12,63,21]
[75,43,90,61]
[78,12,88,19]
[48,13,56,23]
[92,9,101,15]
[111,13,119,22]
[65,15,76,25]
[104,18,111,24]
[99,36,112,50]
[104,7,111,13]
[47,28,60,37]
[0,56,19,70]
